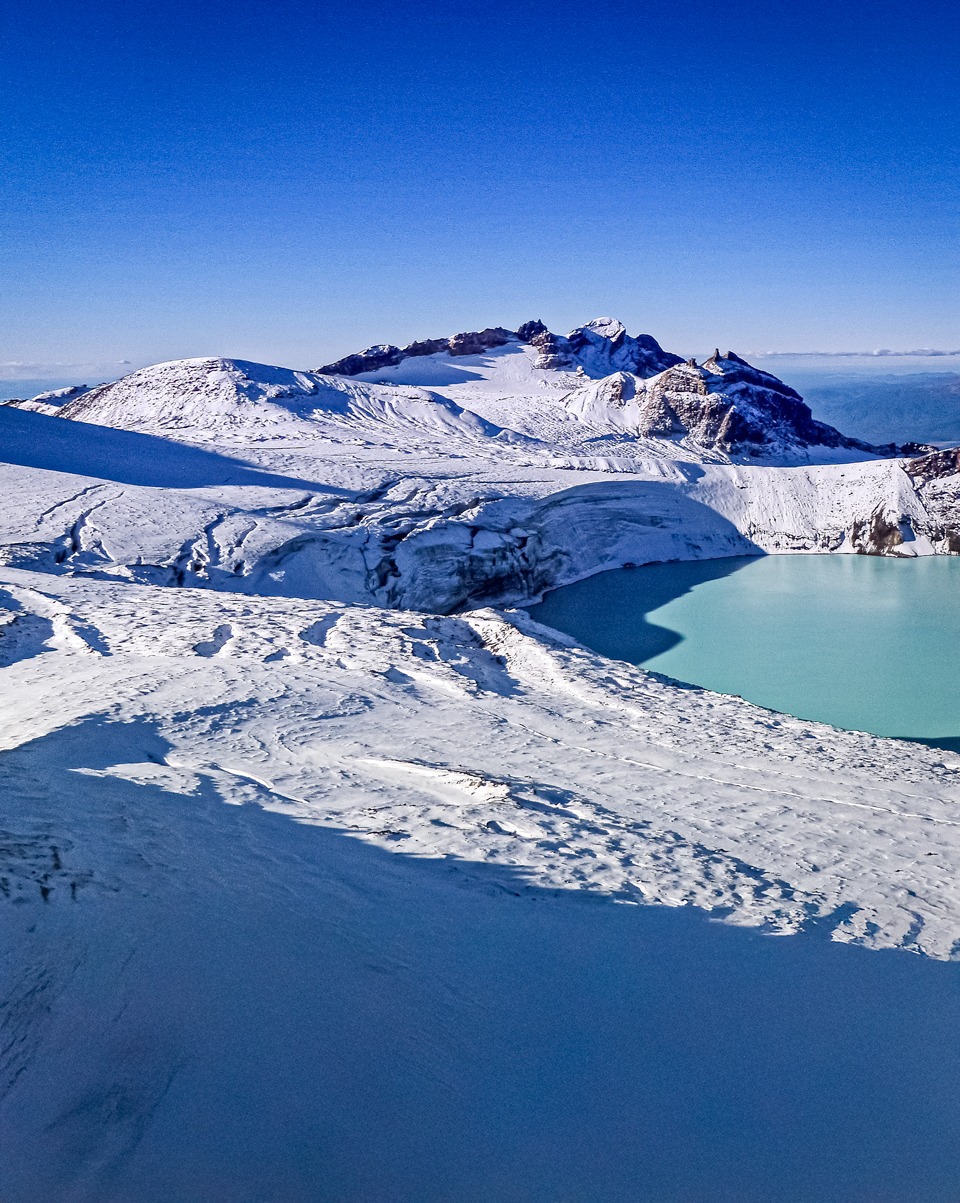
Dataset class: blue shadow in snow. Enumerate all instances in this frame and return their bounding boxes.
[0,406,349,493]
[5,714,960,1201]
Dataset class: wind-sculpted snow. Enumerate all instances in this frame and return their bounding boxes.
[9,333,960,1191]
[3,568,960,960]
[7,327,960,1197]
[1,398,953,614]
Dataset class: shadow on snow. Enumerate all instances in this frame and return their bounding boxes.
[4,715,960,1201]
[0,406,349,494]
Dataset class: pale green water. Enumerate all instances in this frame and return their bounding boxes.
[527,554,960,748]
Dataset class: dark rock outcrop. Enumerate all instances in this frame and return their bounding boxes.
[644,354,940,457]
[316,317,682,379]
[526,329,572,370]
[401,338,450,359]
[850,508,908,554]
[318,344,404,376]
[528,318,683,377]
[566,351,939,459]
[903,447,960,484]
[692,354,854,452]
[901,450,960,553]
[318,330,517,376]
[447,328,515,356]
[515,318,548,341]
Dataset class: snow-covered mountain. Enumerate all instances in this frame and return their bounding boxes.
[2,320,955,616]
[318,316,683,380]
[321,318,923,460]
[562,351,887,455]
[51,356,519,444]
[7,310,960,1193]
[9,318,928,463]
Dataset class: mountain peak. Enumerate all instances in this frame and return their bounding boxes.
[581,316,627,342]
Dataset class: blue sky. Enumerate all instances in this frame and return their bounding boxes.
[3,0,959,377]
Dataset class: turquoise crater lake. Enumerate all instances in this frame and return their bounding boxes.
[527,554,960,750]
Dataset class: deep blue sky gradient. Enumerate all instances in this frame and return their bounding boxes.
[3,0,959,374]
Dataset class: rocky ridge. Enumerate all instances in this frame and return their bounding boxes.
[320,318,931,459]
[564,351,933,457]
[317,316,683,379]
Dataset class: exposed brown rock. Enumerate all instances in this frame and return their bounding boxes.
[516,319,548,341]
[850,508,907,554]
[903,448,960,484]
[317,344,403,376]
[447,328,515,356]
[402,338,449,358]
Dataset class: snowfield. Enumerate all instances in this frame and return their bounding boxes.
[5,566,960,954]
[5,319,960,1197]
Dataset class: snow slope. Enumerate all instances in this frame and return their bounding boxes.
[345,319,912,461]
[3,383,95,416]
[5,323,960,1197]
[7,599,960,1197]
[3,566,960,954]
[55,356,523,445]
[1,396,952,614]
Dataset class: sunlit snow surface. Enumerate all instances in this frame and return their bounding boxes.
[5,344,960,1197]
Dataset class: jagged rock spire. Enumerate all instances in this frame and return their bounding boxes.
[516,319,548,341]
